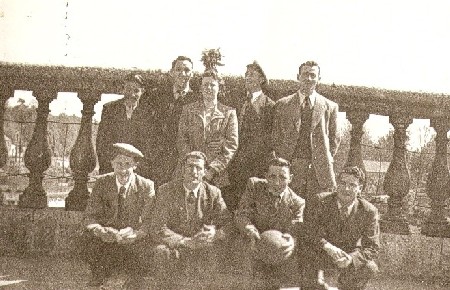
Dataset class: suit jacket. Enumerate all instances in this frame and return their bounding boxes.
[228,93,275,187]
[272,91,340,189]
[304,192,380,270]
[147,83,199,184]
[96,98,159,175]
[84,173,156,235]
[235,177,305,236]
[176,101,238,187]
[150,180,231,248]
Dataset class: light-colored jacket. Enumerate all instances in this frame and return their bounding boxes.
[176,101,238,187]
[272,91,340,189]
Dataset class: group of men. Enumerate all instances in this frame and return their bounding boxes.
[83,56,380,290]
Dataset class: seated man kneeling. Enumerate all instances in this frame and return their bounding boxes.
[302,166,380,290]
[81,143,155,288]
[151,151,231,287]
[234,157,305,286]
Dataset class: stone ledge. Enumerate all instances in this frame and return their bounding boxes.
[1,207,449,280]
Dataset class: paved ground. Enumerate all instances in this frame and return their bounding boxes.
[0,256,449,290]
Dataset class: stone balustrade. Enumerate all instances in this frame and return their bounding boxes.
[0,62,449,240]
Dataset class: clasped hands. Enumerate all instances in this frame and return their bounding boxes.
[323,242,352,269]
[87,224,138,245]
[184,225,217,250]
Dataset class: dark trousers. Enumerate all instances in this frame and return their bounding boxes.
[301,248,377,290]
[291,158,329,200]
[79,231,155,279]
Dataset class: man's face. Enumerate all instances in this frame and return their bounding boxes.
[111,154,137,181]
[183,157,206,186]
[123,81,144,106]
[297,65,320,95]
[244,67,264,93]
[336,173,362,206]
[170,60,193,89]
[266,165,292,195]
[201,76,219,103]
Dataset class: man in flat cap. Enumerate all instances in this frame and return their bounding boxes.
[81,143,156,288]
[150,151,231,288]
[227,61,275,211]
[96,73,160,178]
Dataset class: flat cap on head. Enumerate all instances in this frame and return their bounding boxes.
[112,143,144,159]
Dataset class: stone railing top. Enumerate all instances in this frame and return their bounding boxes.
[2,62,450,119]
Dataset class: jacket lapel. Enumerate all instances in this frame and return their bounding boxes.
[196,182,208,220]
[294,92,305,132]
[311,93,326,130]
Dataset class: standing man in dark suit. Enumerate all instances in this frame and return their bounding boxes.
[82,143,155,288]
[302,166,380,290]
[151,151,231,288]
[235,157,304,286]
[227,61,275,211]
[272,61,340,199]
[150,56,199,185]
[96,73,159,176]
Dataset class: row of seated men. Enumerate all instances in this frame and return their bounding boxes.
[95,57,339,213]
[81,143,380,290]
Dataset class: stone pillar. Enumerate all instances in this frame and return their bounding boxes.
[0,87,13,168]
[381,115,413,234]
[344,111,369,171]
[422,118,450,237]
[19,92,54,208]
[65,93,99,211]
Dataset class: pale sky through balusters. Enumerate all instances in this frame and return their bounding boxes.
[1,0,448,147]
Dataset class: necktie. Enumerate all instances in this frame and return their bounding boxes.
[340,206,348,220]
[187,191,196,204]
[117,186,126,221]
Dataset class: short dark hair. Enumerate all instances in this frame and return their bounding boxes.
[340,166,365,185]
[124,73,144,87]
[299,60,321,76]
[267,157,291,171]
[246,61,268,87]
[171,56,193,69]
[183,151,208,166]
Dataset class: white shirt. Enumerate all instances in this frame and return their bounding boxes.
[173,86,190,101]
[298,90,317,108]
[124,100,139,120]
[116,174,135,196]
[270,188,287,199]
[183,183,201,199]
[249,90,264,114]
[337,199,356,217]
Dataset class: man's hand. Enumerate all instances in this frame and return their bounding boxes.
[117,227,138,245]
[101,227,120,243]
[185,225,217,250]
[323,242,352,268]
[244,225,261,242]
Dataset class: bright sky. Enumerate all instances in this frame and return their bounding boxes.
[1,0,447,147]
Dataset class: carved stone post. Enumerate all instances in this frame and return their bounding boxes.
[381,115,413,234]
[65,93,99,211]
[345,111,369,172]
[19,92,54,208]
[0,87,13,168]
[422,118,450,237]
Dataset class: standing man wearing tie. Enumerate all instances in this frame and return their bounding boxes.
[150,56,198,185]
[302,166,380,290]
[227,61,275,211]
[82,143,155,288]
[151,151,231,288]
[272,61,340,199]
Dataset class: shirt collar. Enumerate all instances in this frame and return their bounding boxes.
[337,199,357,216]
[250,90,263,103]
[297,90,317,107]
[270,187,287,199]
[173,85,190,100]
[183,183,201,198]
[116,174,135,193]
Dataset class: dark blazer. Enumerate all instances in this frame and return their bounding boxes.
[96,98,159,175]
[304,192,380,269]
[272,91,340,189]
[228,93,275,188]
[148,84,199,184]
[151,179,231,248]
[84,173,155,235]
[235,177,305,235]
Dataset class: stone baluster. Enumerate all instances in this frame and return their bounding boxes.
[422,118,450,237]
[19,91,54,208]
[0,87,13,168]
[65,93,99,211]
[381,115,413,234]
[344,111,369,172]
